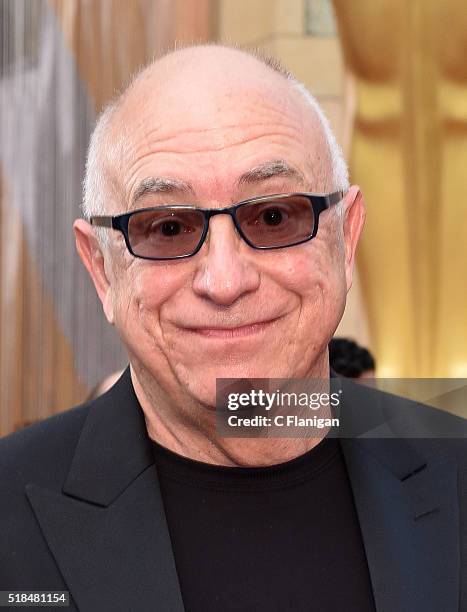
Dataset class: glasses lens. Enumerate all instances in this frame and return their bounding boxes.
[236,196,315,248]
[128,208,205,258]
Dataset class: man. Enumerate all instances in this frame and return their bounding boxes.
[0,45,465,612]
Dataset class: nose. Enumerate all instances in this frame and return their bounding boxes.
[192,214,260,306]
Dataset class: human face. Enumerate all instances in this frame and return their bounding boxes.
[76,54,363,408]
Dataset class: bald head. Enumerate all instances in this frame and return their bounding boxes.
[83,44,348,223]
[113,44,293,128]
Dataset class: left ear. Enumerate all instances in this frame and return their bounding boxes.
[342,185,366,291]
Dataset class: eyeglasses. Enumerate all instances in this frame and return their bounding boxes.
[90,191,344,261]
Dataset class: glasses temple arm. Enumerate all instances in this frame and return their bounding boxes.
[90,216,113,228]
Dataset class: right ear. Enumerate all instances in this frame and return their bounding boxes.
[73,219,115,325]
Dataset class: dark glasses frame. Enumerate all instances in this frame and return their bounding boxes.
[90,191,345,261]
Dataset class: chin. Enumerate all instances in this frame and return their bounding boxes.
[174,359,290,409]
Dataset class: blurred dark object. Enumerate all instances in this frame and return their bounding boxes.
[329,338,376,378]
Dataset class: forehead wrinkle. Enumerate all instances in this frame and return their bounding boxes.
[120,128,309,206]
[127,128,307,166]
[130,120,305,150]
[121,92,308,160]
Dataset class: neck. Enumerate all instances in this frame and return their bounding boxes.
[130,356,331,467]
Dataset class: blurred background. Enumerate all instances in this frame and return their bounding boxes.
[1,0,466,435]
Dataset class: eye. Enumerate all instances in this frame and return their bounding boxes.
[148,217,195,237]
[157,220,181,236]
[260,206,288,226]
[249,203,291,228]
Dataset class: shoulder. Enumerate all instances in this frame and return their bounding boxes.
[339,376,467,439]
[0,403,95,585]
[408,436,467,467]
[0,402,91,494]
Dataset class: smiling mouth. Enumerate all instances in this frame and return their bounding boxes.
[184,317,282,338]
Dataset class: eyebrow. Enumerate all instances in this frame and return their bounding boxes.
[131,159,304,207]
[132,176,194,205]
[237,159,305,187]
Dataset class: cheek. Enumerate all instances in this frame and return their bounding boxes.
[277,242,341,298]
[112,264,185,340]
[276,242,346,331]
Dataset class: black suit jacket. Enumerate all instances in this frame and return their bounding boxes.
[0,368,466,611]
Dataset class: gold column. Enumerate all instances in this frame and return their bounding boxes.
[432,1,467,377]
[333,0,467,377]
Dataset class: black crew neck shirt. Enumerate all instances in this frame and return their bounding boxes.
[151,437,376,612]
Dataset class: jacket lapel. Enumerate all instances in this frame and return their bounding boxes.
[338,378,460,612]
[26,367,185,612]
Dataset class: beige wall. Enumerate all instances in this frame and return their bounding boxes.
[219,1,343,140]
[218,0,370,347]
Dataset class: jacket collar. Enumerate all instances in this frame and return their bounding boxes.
[62,366,153,506]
